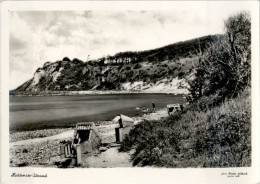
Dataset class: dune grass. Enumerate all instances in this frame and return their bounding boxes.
[120,88,251,167]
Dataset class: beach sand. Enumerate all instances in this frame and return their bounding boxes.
[9,108,168,167]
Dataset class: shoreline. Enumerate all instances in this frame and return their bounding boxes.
[10,89,189,97]
[10,108,167,136]
[9,108,168,167]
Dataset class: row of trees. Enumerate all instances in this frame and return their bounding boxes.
[189,12,251,101]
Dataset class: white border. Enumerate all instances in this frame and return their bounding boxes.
[1,1,259,184]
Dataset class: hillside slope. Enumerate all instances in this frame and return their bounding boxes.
[120,88,251,167]
[14,35,220,94]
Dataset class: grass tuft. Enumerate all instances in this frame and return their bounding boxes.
[120,88,251,167]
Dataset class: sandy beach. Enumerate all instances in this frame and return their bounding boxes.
[9,108,168,167]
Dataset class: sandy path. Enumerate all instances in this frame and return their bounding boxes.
[10,129,75,146]
[83,147,133,168]
[83,109,168,167]
[83,124,133,167]
[97,124,118,144]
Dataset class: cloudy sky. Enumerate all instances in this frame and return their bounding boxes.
[10,7,246,89]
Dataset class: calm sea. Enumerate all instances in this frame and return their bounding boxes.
[9,94,185,132]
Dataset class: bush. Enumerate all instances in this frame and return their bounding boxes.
[190,12,251,101]
[62,57,70,62]
[133,63,142,69]
[120,88,251,167]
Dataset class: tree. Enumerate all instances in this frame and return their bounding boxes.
[224,12,251,97]
[62,57,71,62]
[98,57,105,66]
[189,12,251,101]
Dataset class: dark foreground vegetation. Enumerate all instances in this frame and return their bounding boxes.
[120,12,251,167]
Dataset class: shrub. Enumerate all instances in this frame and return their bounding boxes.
[133,63,142,69]
[120,87,251,167]
[62,57,70,62]
[189,12,251,101]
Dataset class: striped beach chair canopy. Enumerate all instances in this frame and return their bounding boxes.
[76,122,95,130]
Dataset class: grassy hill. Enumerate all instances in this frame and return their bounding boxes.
[14,35,220,94]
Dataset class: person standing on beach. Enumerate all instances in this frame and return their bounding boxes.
[118,114,123,128]
[71,132,81,155]
[180,104,184,112]
[152,102,155,113]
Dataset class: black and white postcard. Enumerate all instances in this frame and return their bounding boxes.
[1,1,259,184]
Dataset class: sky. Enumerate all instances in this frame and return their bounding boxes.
[9,6,247,90]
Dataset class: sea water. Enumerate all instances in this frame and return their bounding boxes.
[9,93,185,132]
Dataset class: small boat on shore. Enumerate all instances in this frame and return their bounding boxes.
[142,106,149,114]
[167,104,181,115]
